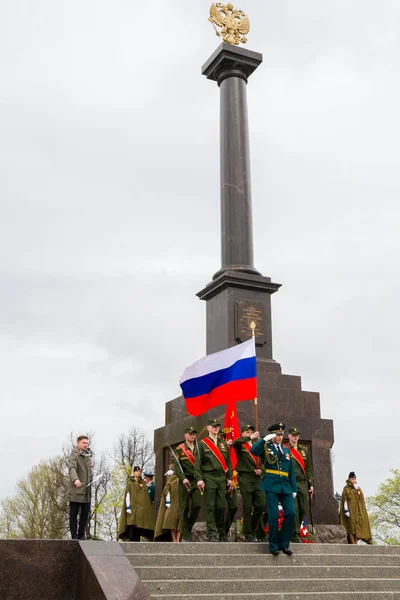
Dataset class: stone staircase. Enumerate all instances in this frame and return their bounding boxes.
[120,541,400,599]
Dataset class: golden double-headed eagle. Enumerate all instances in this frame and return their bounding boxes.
[209,3,250,46]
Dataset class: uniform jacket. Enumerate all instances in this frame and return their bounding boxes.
[232,435,264,477]
[68,449,92,503]
[146,481,155,503]
[287,442,313,487]
[194,436,232,482]
[340,480,372,544]
[174,442,198,489]
[154,474,181,539]
[118,476,155,540]
[250,439,297,495]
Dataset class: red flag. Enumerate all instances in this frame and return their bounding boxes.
[223,400,240,481]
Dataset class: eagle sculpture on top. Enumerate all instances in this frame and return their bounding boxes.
[209,3,250,46]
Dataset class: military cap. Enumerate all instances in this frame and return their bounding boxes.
[348,471,356,479]
[241,424,255,433]
[206,418,221,427]
[288,427,300,435]
[143,471,154,478]
[132,465,141,472]
[185,426,197,434]
[268,422,285,433]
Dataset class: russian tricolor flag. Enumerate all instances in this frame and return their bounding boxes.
[179,338,257,417]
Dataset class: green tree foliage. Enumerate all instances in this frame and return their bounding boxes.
[367,469,400,545]
[0,457,68,539]
[0,428,154,540]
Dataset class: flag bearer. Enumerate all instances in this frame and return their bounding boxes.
[233,424,265,542]
[173,426,202,542]
[194,419,233,542]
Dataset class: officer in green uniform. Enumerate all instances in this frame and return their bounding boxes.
[250,422,297,555]
[173,426,202,542]
[194,418,233,542]
[233,424,265,542]
[219,430,238,542]
[286,427,314,542]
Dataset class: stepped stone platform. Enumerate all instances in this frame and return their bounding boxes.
[121,541,400,600]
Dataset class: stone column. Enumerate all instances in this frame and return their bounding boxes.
[202,43,263,278]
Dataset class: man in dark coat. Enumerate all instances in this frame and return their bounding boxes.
[68,435,93,540]
[251,423,297,555]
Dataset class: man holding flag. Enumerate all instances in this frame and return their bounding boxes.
[194,419,233,542]
[233,424,265,542]
[179,338,257,542]
[173,426,202,542]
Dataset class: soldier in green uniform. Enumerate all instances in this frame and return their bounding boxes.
[194,418,233,542]
[250,422,297,555]
[286,427,314,542]
[233,424,265,542]
[173,426,202,542]
[219,430,238,542]
[118,466,155,541]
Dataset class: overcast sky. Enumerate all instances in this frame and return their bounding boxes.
[1,0,399,502]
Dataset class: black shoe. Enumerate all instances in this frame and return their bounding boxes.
[244,535,255,542]
[271,550,280,556]
[280,547,293,556]
[208,536,219,542]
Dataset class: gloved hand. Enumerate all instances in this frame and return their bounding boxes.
[344,510,350,517]
[126,506,132,515]
[293,492,297,498]
[263,433,275,442]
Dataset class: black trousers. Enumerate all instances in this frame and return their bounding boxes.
[69,501,90,540]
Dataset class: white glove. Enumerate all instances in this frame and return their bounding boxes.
[165,492,171,508]
[345,511,350,517]
[126,507,132,515]
[353,483,359,490]
[263,433,275,442]
[293,492,297,498]
[125,492,131,509]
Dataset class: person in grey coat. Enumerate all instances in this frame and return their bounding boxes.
[68,435,93,539]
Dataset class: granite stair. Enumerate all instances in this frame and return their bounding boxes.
[120,541,400,599]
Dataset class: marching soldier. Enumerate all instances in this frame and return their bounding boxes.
[233,424,265,542]
[194,418,233,542]
[173,426,202,542]
[250,423,297,555]
[286,427,314,542]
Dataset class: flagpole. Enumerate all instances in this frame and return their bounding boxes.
[249,321,258,431]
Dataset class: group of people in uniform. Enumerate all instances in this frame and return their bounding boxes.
[117,419,316,555]
[69,427,372,551]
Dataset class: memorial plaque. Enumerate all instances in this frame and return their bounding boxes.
[234,299,266,346]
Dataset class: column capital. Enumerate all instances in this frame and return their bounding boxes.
[202,42,263,86]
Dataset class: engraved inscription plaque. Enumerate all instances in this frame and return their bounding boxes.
[234,299,266,346]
